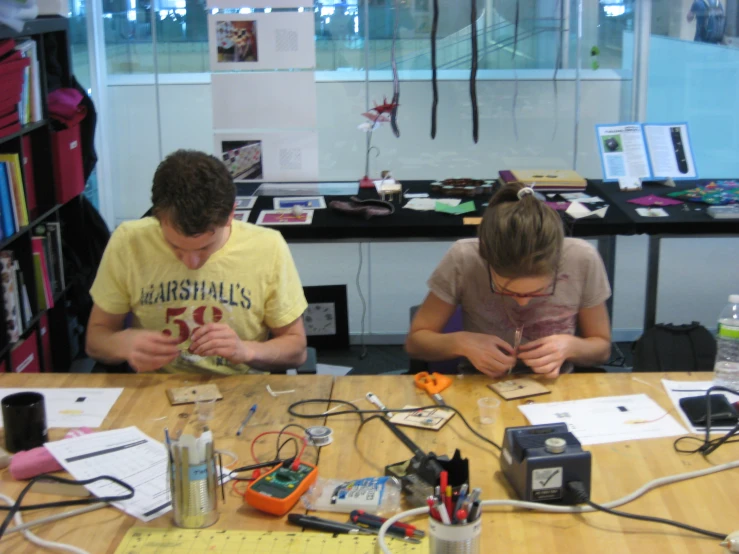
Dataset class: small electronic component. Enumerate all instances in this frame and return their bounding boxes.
[244,460,318,516]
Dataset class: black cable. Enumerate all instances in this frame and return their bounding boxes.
[390,0,401,138]
[356,242,367,360]
[0,474,135,539]
[672,386,739,456]
[276,423,309,458]
[288,399,502,451]
[566,481,726,541]
[276,438,299,460]
[430,0,439,139]
[587,500,727,540]
[469,0,479,143]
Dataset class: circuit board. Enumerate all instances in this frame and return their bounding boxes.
[115,527,427,554]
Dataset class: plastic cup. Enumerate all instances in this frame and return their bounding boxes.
[477,397,500,425]
[196,397,216,422]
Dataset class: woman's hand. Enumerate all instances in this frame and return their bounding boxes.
[517,335,574,377]
[456,332,516,377]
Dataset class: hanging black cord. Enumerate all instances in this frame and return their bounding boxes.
[288,399,502,451]
[0,474,135,539]
[430,0,440,139]
[512,0,520,59]
[390,0,401,137]
[470,0,479,143]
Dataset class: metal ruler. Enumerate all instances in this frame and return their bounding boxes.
[115,527,427,553]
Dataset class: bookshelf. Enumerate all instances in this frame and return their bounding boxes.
[0,17,89,373]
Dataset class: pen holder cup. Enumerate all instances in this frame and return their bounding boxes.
[428,517,482,554]
[169,451,219,529]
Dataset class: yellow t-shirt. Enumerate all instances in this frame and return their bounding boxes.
[90,218,307,374]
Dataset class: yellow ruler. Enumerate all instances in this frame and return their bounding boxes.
[115,527,427,554]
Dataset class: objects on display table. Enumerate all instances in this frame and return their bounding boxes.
[667,180,739,205]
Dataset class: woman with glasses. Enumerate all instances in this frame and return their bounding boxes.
[406,184,612,378]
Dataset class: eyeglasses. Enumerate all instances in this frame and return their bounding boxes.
[488,268,558,299]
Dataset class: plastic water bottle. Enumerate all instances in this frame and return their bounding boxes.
[713,295,739,389]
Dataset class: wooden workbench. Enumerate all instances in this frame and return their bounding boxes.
[0,372,735,554]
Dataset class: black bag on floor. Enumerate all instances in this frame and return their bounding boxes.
[632,322,716,372]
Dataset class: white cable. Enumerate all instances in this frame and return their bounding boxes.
[377,460,739,554]
[0,493,91,554]
[5,503,107,535]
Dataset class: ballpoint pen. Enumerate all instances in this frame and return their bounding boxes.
[236,404,257,436]
[366,392,394,418]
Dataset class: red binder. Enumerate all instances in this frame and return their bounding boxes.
[0,111,19,129]
[0,39,16,60]
[0,57,30,77]
[39,313,53,372]
[52,124,84,204]
[21,134,36,213]
[0,122,20,139]
[11,330,40,373]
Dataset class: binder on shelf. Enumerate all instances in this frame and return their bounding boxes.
[10,329,40,373]
[39,313,53,372]
[14,260,31,328]
[31,236,53,310]
[21,135,36,213]
[0,250,21,343]
[0,162,16,236]
[0,121,21,139]
[0,39,17,59]
[51,124,84,204]
[2,160,19,232]
[14,40,42,125]
[35,222,64,293]
[0,153,29,226]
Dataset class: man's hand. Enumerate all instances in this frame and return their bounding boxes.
[456,332,516,377]
[124,330,180,373]
[189,323,248,364]
[517,335,574,378]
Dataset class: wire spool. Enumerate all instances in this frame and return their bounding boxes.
[306,426,333,447]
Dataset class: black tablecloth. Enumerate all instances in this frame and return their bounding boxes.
[237,180,635,241]
[589,179,739,236]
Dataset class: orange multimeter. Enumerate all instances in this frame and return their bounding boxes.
[244,460,318,516]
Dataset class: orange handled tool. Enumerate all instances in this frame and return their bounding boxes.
[414,372,453,405]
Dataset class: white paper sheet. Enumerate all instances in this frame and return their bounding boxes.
[565,202,607,219]
[207,0,309,8]
[209,13,316,71]
[0,388,123,429]
[254,182,359,196]
[636,207,669,218]
[596,124,651,181]
[215,131,319,182]
[644,124,697,179]
[44,427,171,521]
[518,394,687,445]
[316,364,352,376]
[212,72,317,130]
[661,379,739,434]
[404,198,461,211]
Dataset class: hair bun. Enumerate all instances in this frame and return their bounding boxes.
[516,186,535,200]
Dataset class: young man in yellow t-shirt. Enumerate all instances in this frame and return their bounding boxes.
[85,150,308,374]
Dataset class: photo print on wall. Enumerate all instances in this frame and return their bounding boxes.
[216,20,258,63]
[221,140,263,181]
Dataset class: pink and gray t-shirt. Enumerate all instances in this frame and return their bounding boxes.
[427,237,611,373]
